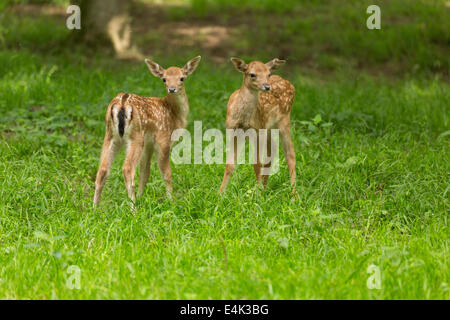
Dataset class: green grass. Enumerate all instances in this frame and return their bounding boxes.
[0,1,449,299]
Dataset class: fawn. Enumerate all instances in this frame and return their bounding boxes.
[219,57,296,193]
[93,56,201,208]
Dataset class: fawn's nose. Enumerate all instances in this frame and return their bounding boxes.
[263,83,271,91]
[168,87,177,93]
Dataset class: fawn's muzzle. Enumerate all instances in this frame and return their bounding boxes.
[263,84,271,91]
[168,87,177,93]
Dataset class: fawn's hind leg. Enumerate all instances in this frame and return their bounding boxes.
[156,141,173,200]
[279,122,296,193]
[138,138,154,197]
[93,133,121,206]
[123,134,144,209]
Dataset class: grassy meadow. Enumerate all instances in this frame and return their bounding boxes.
[0,0,448,299]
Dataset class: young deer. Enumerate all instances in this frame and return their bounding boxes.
[219,57,296,194]
[93,56,201,208]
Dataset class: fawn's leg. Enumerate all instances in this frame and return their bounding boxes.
[93,133,120,206]
[280,123,296,193]
[157,142,173,200]
[262,129,273,186]
[253,134,262,183]
[137,141,154,197]
[123,135,144,208]
[219,138,238,194]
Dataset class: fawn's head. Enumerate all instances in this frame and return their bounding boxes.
[231,58,286,92]
[145,56,201,94]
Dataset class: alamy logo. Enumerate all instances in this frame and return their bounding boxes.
[66,265,81,290]
[171,122,280,174]
[366,5,381,30]
[366,264,381,289]
[66,5,81,30]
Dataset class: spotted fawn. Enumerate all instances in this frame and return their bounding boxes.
[219,58,296,194]
[93,56,201,208]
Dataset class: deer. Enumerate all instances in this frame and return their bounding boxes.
[93,56,201,209]
[218,57,296,194]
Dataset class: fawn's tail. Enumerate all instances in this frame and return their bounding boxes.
[117,93,129,137]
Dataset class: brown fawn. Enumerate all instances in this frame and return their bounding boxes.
[219,57,296,193]
[93,56,201,208]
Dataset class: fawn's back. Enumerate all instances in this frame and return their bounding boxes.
[106,92,187,143]
[259,75,295,127]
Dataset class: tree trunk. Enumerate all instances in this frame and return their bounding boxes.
[71,0,142,59]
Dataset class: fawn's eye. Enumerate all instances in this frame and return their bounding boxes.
[250,73,256,78]
[180,77,185,82]
[162,78,166,83]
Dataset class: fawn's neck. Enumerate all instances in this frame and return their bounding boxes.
[238,83,260,108]
[237,83,261,124]
[232,84,263,129]
[163,88,189,127]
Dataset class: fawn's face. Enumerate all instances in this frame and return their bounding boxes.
[161,67,186,94]
[231,58,286,92]
[145,56,201,94]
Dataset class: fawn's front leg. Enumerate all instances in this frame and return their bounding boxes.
[262,129,273,186]
[219,139,238,194]
[93,132,120,206]
[253,134,262,184]
[123,135,144,209]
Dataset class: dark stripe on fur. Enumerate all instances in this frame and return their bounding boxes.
[118,93,129,137]
[118,108,125,137]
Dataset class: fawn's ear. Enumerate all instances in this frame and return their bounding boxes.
[145,59,165,78]
[231,57,248,73]
[183,56,201,76]
[266,58,286,71]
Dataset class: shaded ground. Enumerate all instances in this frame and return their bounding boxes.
[4,1,450,80]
